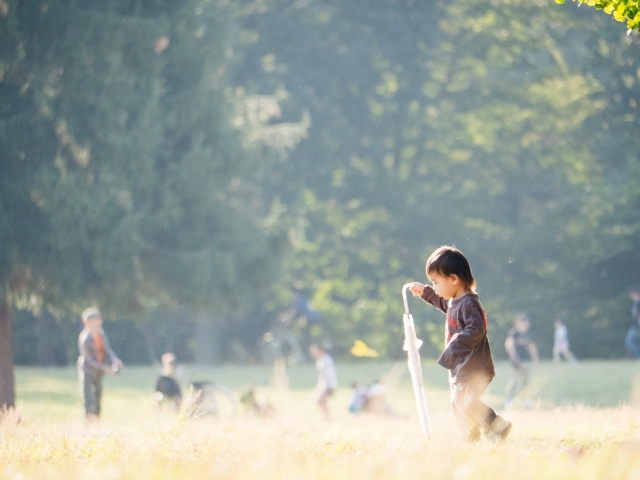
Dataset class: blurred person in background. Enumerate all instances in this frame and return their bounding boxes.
[363,379,396,416]
[504,313,538,408]
[348,381,368,413]
[553,319,577,363]
[77,307,122,423]
[625,288,640,359]
[155,352,182,410]
[309,343,337,420]
[348,379,397,416]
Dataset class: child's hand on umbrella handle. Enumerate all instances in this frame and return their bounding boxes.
[409,283,425,297]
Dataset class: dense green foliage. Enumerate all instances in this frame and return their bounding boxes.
[234,0,640,360]
[1,0,639,367]
[557,0,640,32]
[0,0,288,380]
[0,0,284,314]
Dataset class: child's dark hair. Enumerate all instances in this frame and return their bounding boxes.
[426,246,476,291]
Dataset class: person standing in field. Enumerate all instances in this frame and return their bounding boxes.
[625,289,640,359]
[309,343,337,420]
[553,319,577,363]
[77,307,122,422]
[504,313,539,408]
[409,245,512,443]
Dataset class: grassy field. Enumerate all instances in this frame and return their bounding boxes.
[3,360,640,479]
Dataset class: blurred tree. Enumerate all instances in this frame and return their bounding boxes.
[0,0,287,406]
[423,0,640,357]
[232,0,640,359]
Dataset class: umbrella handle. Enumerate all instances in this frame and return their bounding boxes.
[402,283,418,315]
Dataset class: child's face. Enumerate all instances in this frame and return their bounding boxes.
[427,271,460,300]
[84,315,103,334]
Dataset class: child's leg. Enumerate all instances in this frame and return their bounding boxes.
[506,363,529,404]
[505,367,518,404]
[317,388,331,420]
[83,371,92,415]
[94,374,103,418]
[81,370,99,420]
[519,363,530,397]
[566,349,578,363]
[450,388,466,433]
[451,380,496,439]
[84,373,104,420]
[625,328,640,358]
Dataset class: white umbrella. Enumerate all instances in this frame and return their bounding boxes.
[402,282,430,438]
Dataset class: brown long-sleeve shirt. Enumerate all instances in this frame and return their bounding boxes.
[421,286,495,383]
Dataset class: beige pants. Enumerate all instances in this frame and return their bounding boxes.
[450,377,496,438]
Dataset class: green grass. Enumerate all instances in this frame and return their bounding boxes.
[3,360,640,479]
[13,360,640,422]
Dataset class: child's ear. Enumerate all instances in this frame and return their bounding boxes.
[451,274,459,285]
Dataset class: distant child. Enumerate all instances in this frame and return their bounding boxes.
[553,319,577,363]
[364,380,395,416]
[504,313,539,408]
[309,343,337,420]
[409,246,511,442]
[155,352,182,410]
[77,307,122,422]
[348,380,396,416]
[348,381,368,413]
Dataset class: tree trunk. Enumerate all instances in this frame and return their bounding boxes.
[0,299,15,409]
[194,311,224,365]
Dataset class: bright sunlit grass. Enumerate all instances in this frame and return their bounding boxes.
[3,361,640,479]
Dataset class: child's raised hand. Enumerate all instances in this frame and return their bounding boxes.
[408,282,425,297]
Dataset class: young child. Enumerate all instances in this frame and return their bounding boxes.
[77,307,122,422]
[504,313,539,408]
[553,319,577,363]
[155,352,183,411]
[409,246,511,442]
[309,343,338,420]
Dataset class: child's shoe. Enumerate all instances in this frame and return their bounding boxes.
[486,415,512,443]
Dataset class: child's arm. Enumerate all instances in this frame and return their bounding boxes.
[102,333,123,369]
[438,303,485,369]
[418,284,448,314]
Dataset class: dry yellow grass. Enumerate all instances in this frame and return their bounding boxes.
[2,399,640,479]
[2,409,640,479]
[3,362,640,479]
